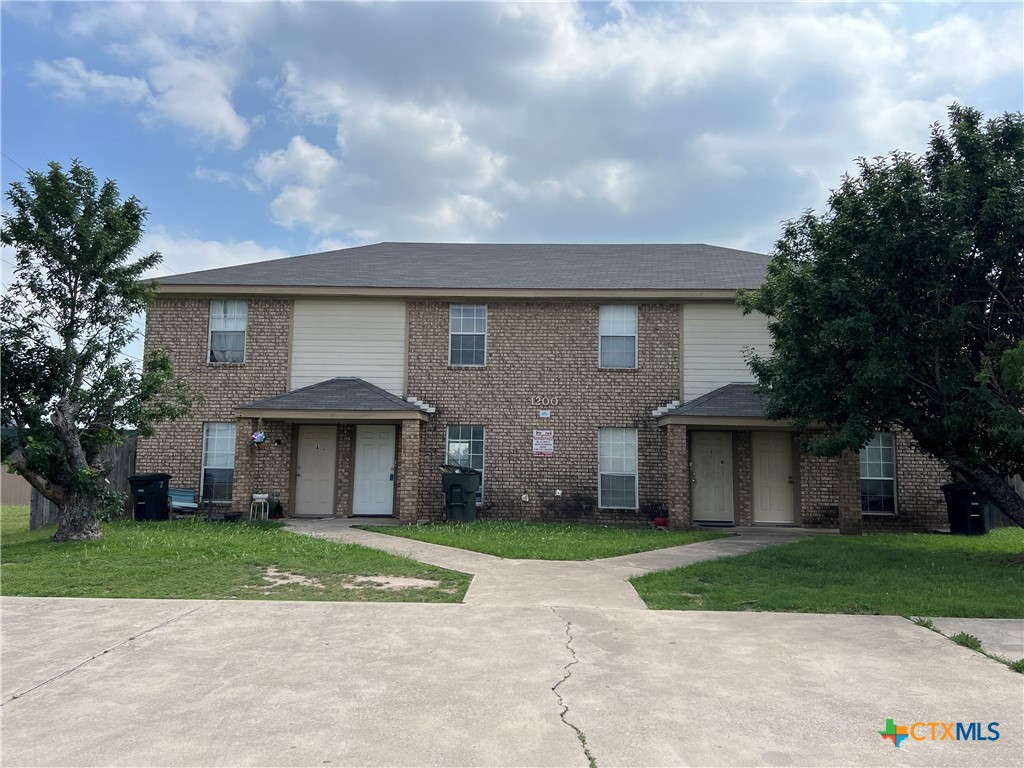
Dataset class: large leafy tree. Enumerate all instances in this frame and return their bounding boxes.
[1,160,195,541]
[739,105,1024,528]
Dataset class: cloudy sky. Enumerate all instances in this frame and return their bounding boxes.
[2,0,1022,284]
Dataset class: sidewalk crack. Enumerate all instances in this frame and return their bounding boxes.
[2,604,206,706]
[551,608,598,768]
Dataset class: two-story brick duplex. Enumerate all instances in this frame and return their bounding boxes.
[137,242,950,533]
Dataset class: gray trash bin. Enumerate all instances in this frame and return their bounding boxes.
[441,466,482,523]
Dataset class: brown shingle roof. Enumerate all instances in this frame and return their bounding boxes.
[159,242,768,291]
[240,378,420,412]
[666,383,767,418]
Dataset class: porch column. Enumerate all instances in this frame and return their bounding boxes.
[837,449,863,535]
[396,420,421,524]
[666,424,692,528]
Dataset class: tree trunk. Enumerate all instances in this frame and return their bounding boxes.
[947,458,1024,529]
[52,495,102,541]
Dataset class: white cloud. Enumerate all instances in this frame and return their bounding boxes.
[141,230,291,278]
[31,58,149,103]
[911,13,1024,87]
[144,58,249,149]
[255,136,337,187]
[21,1,1023,250]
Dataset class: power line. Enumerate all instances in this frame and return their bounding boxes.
[1,152,27,172]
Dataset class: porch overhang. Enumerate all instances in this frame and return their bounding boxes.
[657,382,784,430]
[237,378,431,423]
[655,383,822,430]
[657,414,787,429]
[236,408,427,422]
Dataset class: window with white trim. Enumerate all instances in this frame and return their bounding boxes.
[598,427,638,508]
[446,425,485,502]
[209,300,247,363]
[201,423,236,504]
[599,305,637,368]
[449,304,487,366]
[860,432,896,513]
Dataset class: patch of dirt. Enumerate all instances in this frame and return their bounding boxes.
[343,575,441,590]
[258,568,326,590]
[245,568,442,593]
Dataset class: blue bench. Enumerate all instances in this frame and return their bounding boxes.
[168,487,200,517]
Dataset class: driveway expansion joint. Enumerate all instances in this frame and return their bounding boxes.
[1,603,206,706]
[551,608,598,768]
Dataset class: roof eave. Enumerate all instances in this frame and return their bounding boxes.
[236,408,428,422]
[155,284,743,300]
[657,415,787,429]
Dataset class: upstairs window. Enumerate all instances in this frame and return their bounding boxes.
[209,299,247,363]
[446,425,485,502]
[860,432,897,513]
[449,304,487,366]
[599,305,637,368]
[598,427,638,509]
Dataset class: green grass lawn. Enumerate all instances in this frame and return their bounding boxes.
[0,505,470,602]
[632,527,1024,618]
[361,520,727,560]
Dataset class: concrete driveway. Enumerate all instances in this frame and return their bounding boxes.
[3,595,1022,767]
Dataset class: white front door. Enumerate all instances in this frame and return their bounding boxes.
[691,431,734,523]
[295,425,337,517]
[353,425,396,516]
[753,432,796,524]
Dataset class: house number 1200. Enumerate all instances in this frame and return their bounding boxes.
[531,396,559,406]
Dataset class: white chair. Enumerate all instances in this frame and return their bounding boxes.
[250,498,270,521]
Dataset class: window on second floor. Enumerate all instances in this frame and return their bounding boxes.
[449,303,487,366]
[860,432,896,513]
[599,305,637,368]
[209,299,247,363]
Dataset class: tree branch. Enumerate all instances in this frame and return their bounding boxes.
[5,450,65,505]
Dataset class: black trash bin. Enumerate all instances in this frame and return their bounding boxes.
[941,483,991,535]
[441,466,482,523]
[129,473,172,521]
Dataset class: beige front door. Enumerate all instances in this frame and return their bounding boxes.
[691,431,734,522]
[753,431,795,524]
[353,425,396,516]
[295,425,337,517]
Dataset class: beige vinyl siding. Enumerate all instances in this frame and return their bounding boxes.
[682,302,773,401]
[291,299,407,395]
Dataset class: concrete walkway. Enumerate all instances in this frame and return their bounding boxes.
[284,519,810,610]
[3,524,1021,766]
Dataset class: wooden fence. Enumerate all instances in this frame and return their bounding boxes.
[2,472,33,506]
[29,434,138,530]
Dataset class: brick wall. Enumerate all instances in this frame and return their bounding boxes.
[798,439,841,528]
[136,297,291,512]
[407,301,680,524]
[795,429,951,532]
[734,431,753,526]
[864,430,949,532]
[665,424,691,528]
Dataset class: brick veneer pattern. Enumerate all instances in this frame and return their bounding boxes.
[665,424,691,528]
[136,297,292,513]
[733,431,753,526]
[406,301,681,524]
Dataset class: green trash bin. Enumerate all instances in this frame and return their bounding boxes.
[441,466,481,523]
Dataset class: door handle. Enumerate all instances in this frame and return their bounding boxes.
[389,473,394,481]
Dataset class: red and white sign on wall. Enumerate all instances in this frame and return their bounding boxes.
[532,429,554,457]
